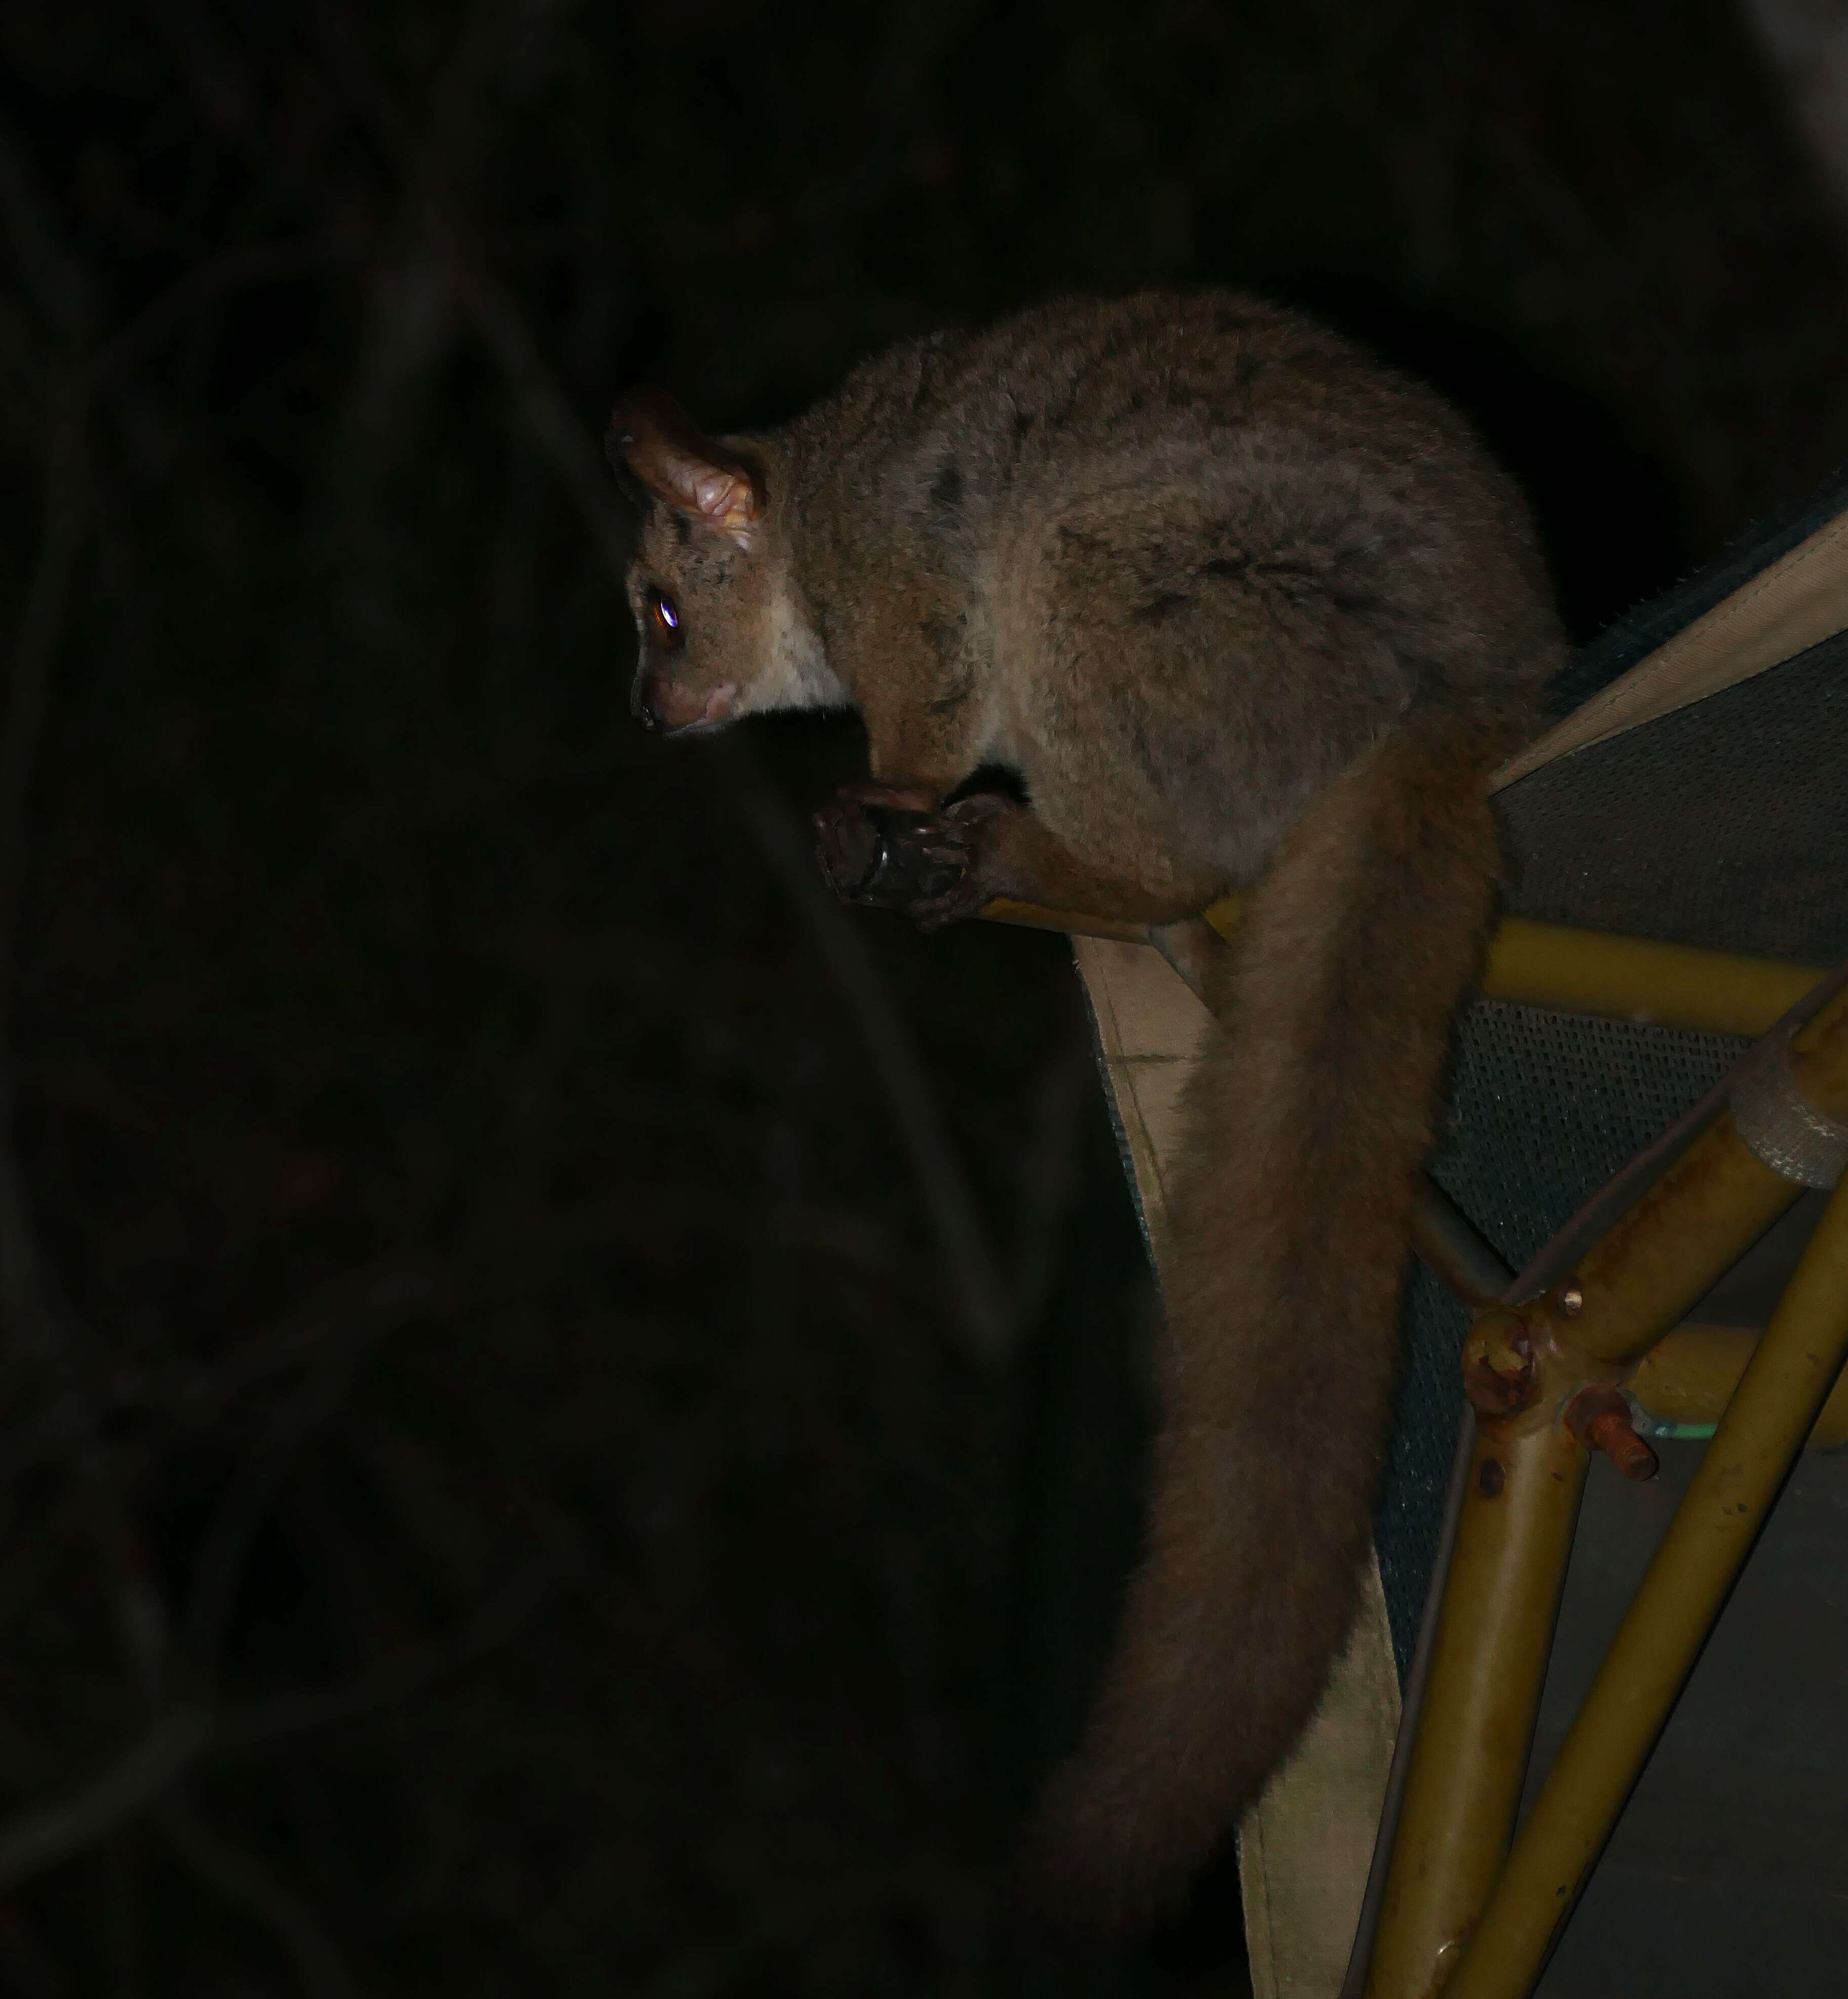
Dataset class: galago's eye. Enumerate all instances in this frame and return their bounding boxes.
[647,588,684,651]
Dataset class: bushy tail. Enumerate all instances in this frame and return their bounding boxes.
[1017,703,1517,1939]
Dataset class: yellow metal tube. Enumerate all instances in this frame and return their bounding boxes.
[1476,917,1819,1036]
[981,896,1821,1039]
[1362,1416,1587,1999]
[1526,989,1848,1370]
[979,896,1147,944]
[1442,1169,1848,1999]
[1538,1121,1803,1369]
[1629,1322,1848,1448]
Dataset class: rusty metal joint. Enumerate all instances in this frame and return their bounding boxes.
[1461,1305,1539,1416]
[1563,1383,1659,1481]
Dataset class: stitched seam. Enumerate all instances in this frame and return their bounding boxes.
[1569,512,1848,731]
[1496,512,1848,787]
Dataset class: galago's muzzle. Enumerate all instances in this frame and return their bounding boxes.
[632,670,738,735]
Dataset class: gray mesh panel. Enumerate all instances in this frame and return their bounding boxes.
[1500,632,1848,963]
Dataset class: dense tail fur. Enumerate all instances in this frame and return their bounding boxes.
[1016,702,1520,1939]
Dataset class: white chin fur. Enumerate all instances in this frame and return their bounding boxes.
[737,581,847,716]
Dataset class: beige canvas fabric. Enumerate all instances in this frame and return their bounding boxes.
[1492,505,1848,790]
[1071,935,1401,1999]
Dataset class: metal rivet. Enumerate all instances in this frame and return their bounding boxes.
[1558,1283,1585,1317]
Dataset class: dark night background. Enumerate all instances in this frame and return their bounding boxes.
[1,4,1845,1994]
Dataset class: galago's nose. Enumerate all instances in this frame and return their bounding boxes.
[631,672,740,736]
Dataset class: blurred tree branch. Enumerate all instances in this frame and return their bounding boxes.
[1742,0,1848,239]
[0,1711,209,1894]
[0,1544,569,1895]
[156,1792,361,1999]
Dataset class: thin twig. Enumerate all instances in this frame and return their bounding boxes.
[0,406,86,1019]
[0,116,89,340]
[215,1543,573,1755]
[183,1348,364,1688]
[156,1793,362,1999]
[720,748,1013,1364]
[0,1547,569,1894]
[0,393,86,1352]
[88,238,366,400]
[1,1174,911,1488]
[0,365,185,1723]
[459,266,630,570]
[0,1710,210,1891]
[0,1252,449,1482]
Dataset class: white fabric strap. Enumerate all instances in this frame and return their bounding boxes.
[1731,1035,1848,1189]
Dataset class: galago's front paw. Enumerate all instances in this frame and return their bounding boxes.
[903,793,1014,931]
[810,788,1015,930]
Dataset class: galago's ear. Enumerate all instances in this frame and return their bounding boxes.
[606,388,763,545]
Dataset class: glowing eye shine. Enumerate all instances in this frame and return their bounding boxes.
[648,588,685,651]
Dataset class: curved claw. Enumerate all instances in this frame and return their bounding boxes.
[943,791,1012,828]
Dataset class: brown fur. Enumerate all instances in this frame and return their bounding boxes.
[611,290,1563,1933]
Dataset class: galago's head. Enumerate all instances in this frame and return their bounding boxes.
[606,389,836,735]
